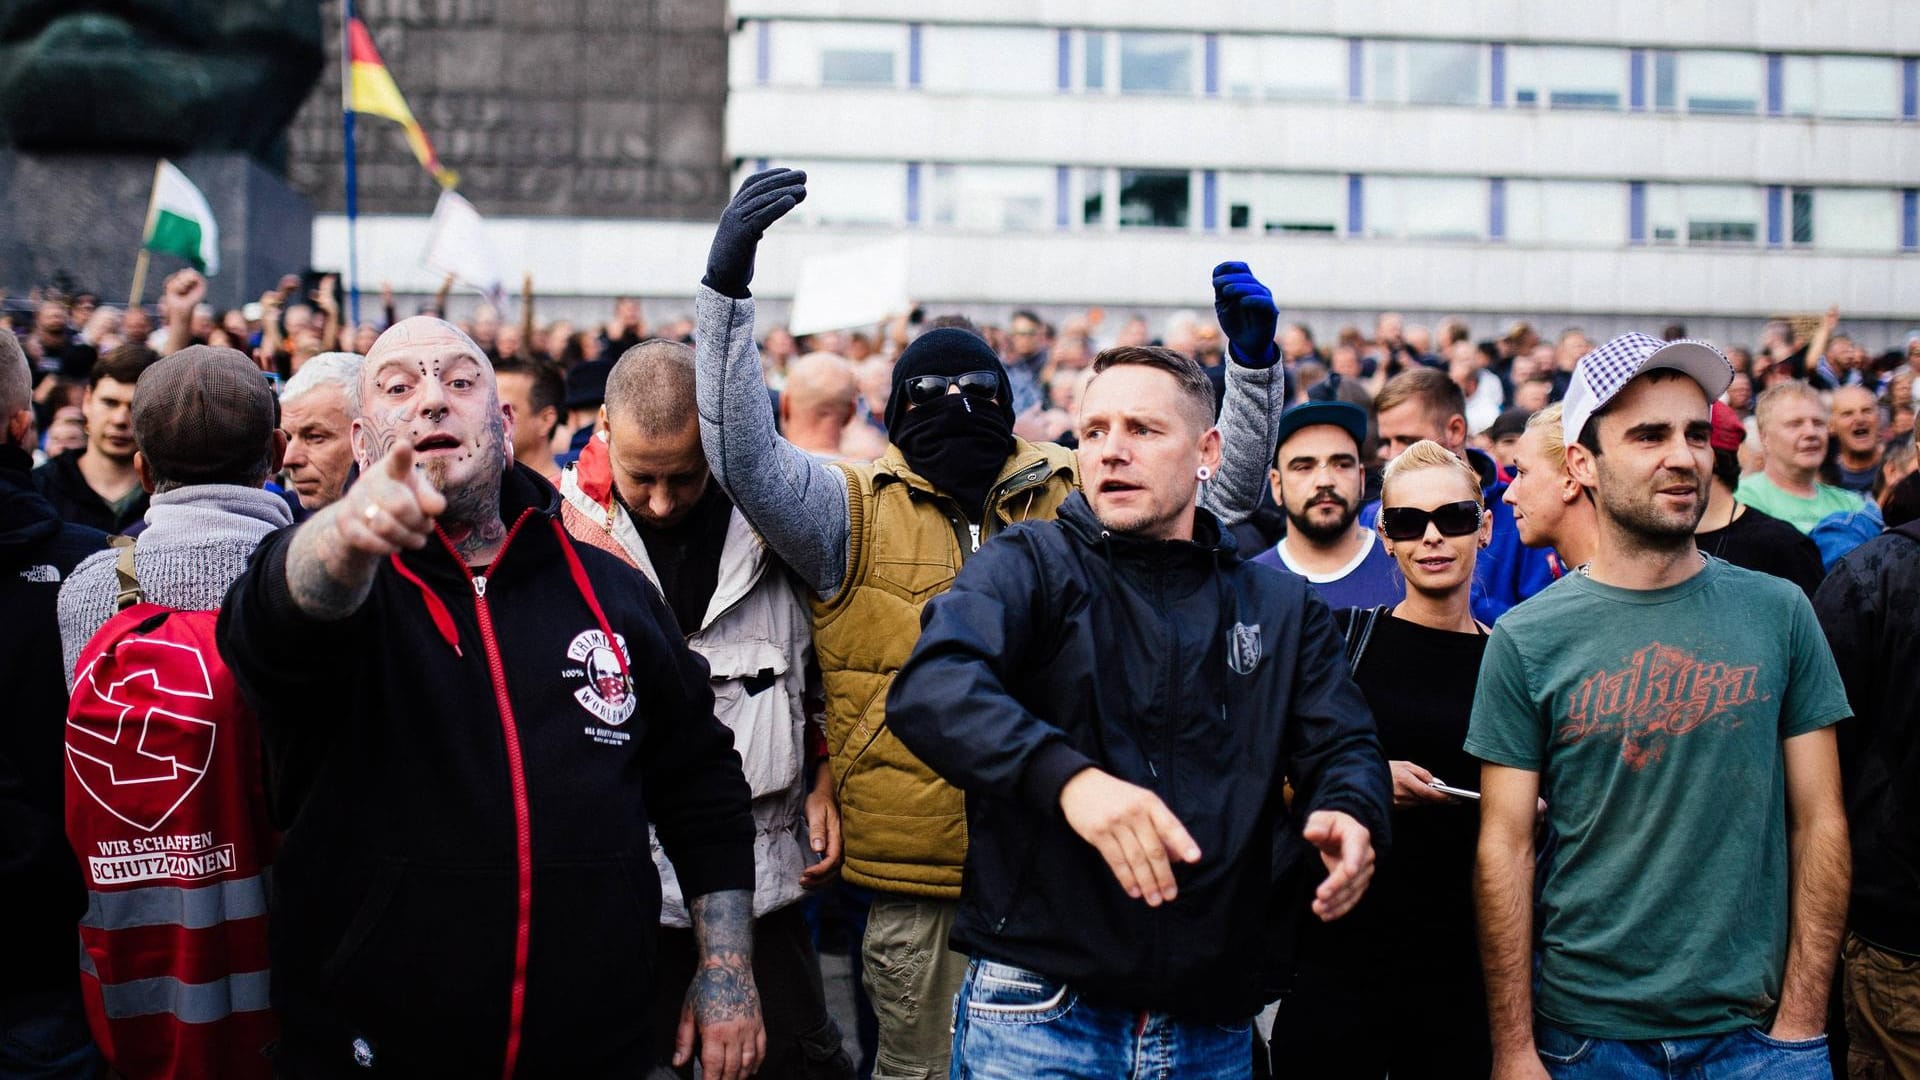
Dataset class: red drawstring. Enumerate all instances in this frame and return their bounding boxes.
[389,553,462,656]
[549,518,631,683]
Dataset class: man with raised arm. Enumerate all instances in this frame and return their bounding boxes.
[217,318,763,1078]
[693,169,1284,1080]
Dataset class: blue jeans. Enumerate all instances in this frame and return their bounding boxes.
[949,959,1251,1080]
[1536,1018,1832,1079]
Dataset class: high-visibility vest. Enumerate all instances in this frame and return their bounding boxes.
[64,541,277,1079]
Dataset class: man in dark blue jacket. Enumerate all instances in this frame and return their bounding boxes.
[888,345,1392,1079]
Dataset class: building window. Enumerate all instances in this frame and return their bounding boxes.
[1677,51,1764,114]
[1653,51,1678,110]
[1217,35,1346,101]
[1365,176,1486,240]
[920,26,1057,95]
[1783,54,1902,119]
[1078,168,1106,227]
[1812,188,1901,250]
[765,22,907,89]
[759,160,905,226]
[1503,180,1628,245]
[1791,188,1815,244]
[928,165,1054,231]
[1118,33,1195,95]
[1084,31,1107,90]
[1509,46,1626,109]
[1220,172,1345,234]
[1366,40,1483,106]
[1118,169,1191,228]
[1647,184,1762,245]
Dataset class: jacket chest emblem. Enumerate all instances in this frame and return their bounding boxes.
[1226,622,1263,676]
[564,629,636,731]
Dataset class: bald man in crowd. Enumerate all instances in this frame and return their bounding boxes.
[217,318,764,1078]
[779,351,859,459]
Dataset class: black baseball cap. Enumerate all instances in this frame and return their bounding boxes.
[1276,401,1368,457]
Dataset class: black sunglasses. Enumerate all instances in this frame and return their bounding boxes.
[1379,500,1482,542]
[905,370,1000,407]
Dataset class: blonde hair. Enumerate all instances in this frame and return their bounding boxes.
[1754,380,1825,433]
[1525,403,1567,475]
[1381,439,1483,507]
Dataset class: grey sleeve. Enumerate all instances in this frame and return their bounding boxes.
[694,284,852,598]
[1201,360,1283,527]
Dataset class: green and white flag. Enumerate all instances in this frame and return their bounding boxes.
[141,160,220,276]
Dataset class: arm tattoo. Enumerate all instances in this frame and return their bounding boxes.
[687,890,759,1023]
[285,501,380,621]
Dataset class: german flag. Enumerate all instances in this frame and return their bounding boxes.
[344,17,458,189]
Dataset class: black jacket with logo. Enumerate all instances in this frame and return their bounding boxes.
[887,492,1391,1020]
[217,464,754,1076]
[0,447,109,997]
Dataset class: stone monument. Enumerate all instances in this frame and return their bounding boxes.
[0,0,324,308]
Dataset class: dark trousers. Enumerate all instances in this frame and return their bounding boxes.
[1269,960,1491,1080]
[648,902,855,1079]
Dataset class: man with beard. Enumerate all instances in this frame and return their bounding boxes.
[1470,334,1851,1080]
[1737,382,1865,533]
[694,169,1282,1080]
[216,318,764,1078]
[33,344,161,534]
[1822,384,1884,494]
[556,340,855,1078]
[1251,400,1402,608]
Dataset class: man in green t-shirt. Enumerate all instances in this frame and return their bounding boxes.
[1735,381,1863,533]
[1468,333,1852,1080]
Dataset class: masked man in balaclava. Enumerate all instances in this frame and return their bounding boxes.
[693,168,1286,1080]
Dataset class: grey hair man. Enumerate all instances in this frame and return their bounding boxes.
[279,350,362,511]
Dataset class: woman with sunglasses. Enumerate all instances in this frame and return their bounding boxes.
[1271,439,1494,1080]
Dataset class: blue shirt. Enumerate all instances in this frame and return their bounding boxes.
[1250,530,1404,610]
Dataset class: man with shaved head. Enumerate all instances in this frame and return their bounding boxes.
[781,351,859,459]
[217,318,766,1078]
[559,339,855,1078]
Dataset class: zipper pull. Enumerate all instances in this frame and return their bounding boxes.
[968,523,981,552]
[473,574,488,599]
[1147,760,1158,778]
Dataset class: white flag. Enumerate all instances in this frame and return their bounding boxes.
[422,190,506,313]
[787,237,912,337]
[142,160,220,276]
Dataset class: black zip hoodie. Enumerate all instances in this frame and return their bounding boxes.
[0,446,109,997]
[887,491,1391,1020]
[217,463,754,1076]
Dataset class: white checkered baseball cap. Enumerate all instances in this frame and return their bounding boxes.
[1561,333,1733,448]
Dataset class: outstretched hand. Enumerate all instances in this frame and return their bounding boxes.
[704,168,809,299]
[331,442,447,566]
[1060,768,1202,907]
[1303,809,1375,921]
[1211,262,1279,369]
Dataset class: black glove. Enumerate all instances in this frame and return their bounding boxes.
[702,168,808,299]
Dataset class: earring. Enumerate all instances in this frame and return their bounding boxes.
[1196,465,1213,481]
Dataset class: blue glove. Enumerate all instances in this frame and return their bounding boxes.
[1211,261,1279,369]
[703,168,809,299]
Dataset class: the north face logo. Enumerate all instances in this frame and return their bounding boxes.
[67,638,218,833]
[1226,622,1263,676]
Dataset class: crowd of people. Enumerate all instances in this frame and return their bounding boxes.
[2,165,1916,1080]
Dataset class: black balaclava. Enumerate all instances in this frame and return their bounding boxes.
[887,328,1016,520]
